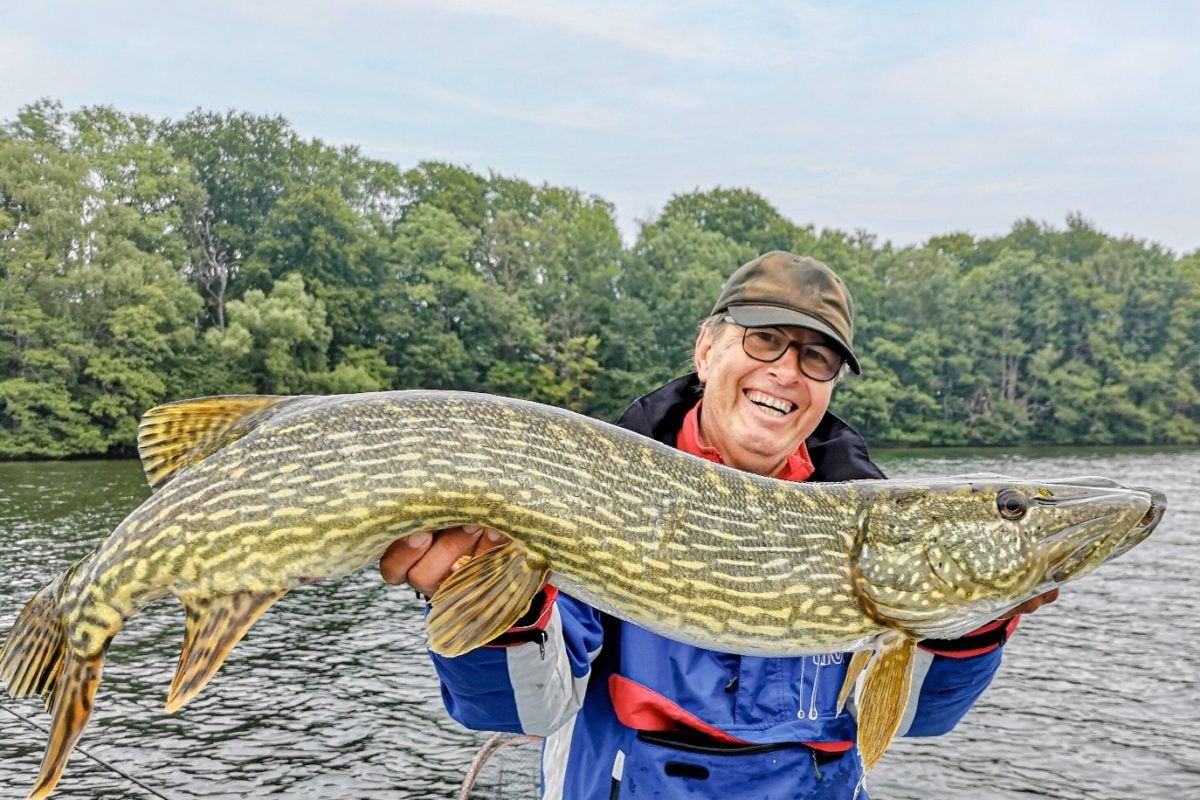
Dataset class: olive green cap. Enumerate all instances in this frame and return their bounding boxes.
[711,251,861,374]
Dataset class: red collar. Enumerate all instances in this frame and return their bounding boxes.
[676,400,815,482]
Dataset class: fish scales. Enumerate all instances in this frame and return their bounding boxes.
[0,389,1167,799]
[78,393,875,663]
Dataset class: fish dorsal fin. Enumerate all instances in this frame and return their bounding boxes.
[855,631,917,772]
[165,589,286,713]
[425,541,549,657]
[137,395,301,491]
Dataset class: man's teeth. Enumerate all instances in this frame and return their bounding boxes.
[745,390,794,416]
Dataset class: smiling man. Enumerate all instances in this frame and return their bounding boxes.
[381,251,1050,798]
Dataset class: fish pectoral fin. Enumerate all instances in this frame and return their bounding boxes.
[836,648,872,716]
[166,589,286,713]
[855,631,917,773]
[29,648,107,800]
[137,395,306,491]
[426,541,549,658]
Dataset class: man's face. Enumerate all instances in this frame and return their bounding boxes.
[694,322,836,476]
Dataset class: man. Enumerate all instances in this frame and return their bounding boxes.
[380,251,1055,798]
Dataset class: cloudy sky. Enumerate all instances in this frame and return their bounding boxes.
[5,0,1198,253]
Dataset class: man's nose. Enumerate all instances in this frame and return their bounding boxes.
[767,344,806,382]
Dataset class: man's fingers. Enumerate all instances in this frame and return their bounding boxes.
[404,526,490,595]
[378,526,512,594]
[379,530,434,585]
[1001,588,1061,618]
[470,527,509,557]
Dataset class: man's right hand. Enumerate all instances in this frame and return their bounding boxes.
[379,525,508,597]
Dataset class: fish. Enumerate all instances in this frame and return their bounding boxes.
[0,390,1167,798]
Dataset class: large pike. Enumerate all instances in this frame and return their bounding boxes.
[1,391,1166,798]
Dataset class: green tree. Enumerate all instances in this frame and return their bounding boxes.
[204,273,334,394]
[0,104,206,455]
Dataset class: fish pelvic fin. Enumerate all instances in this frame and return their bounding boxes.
[0,550,97,707]
[426,541,549,657]
[836,649,872,716]
[165,589,286,713]
[137,395,307,491]
[28,647,107,800]
[855,631,917,773]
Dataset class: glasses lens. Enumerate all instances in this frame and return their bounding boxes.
[739,326,843,382]
[742,328,788,360]
[797,344,842,382]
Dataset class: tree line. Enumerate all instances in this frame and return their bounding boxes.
[1,100,1197,458]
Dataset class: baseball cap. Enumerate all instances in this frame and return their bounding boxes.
[711,251,861,374]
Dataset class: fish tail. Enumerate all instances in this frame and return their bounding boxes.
[0,557,88,706]
[28,647,107,799]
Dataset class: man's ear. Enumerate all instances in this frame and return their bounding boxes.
[694,326,713,383]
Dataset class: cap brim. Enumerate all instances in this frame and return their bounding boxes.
[726,305,861,374]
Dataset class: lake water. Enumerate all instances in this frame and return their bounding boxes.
[1,448,1198,799]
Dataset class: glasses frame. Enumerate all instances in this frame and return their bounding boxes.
[723,317,845,383]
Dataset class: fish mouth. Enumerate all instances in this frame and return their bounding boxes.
[1038,480,1167,584]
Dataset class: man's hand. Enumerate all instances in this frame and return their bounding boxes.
[379,525,509,597]
[1001,588,1060,619]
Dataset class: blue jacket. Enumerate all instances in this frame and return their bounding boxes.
[431,375,1010,799]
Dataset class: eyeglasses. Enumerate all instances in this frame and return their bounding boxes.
[725,318,845,382]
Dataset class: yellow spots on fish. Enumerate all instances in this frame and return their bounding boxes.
[400,469,430,480]
[375,486,425,497]
[614,490,644,507]
[725,618,790,638]
[271,507,308,519]
[269,488,297,500]
[279,463,302,474]
[604,537,638,554]
[643,556,673,573]
[594,560,644,581]
[311,472,367,489]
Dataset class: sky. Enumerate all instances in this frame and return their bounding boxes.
[4,0,1198,254]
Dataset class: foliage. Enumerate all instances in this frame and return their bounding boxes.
[1,100,1197,457]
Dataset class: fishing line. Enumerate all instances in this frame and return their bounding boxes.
[0,703,175,800]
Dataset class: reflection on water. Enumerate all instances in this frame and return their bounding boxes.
[2,449,1198,799]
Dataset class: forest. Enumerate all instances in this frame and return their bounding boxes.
[1,100,1197,458]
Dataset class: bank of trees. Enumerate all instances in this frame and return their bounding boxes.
[1,101,1197,457]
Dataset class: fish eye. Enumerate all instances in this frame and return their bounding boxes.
[996,488,1028,520]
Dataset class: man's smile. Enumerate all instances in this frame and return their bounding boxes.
[744,389,796,417]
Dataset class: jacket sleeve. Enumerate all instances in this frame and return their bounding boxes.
[897,617,1019,737]
[429,589,605,736]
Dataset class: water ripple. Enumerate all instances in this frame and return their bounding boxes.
[2,452,1198,799]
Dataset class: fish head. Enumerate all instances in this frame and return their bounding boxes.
[853,474,1166,638]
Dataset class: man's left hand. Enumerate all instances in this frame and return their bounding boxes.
[1001,588,1060,618]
